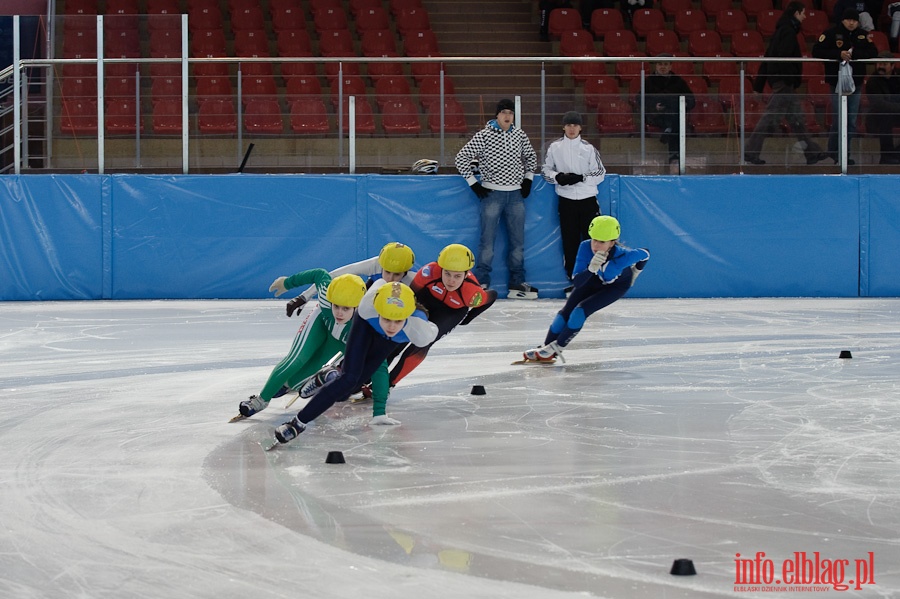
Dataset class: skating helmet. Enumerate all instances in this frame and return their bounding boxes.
[588,215,620,242]
[325,273,367,307]
[411,159,439,174]
[378,242,415,273]
[373,282,417,320]
[437,243,475,272]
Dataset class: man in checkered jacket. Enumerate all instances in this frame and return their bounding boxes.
[455,99,540,299]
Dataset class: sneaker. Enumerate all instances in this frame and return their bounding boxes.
[745,156,766,165]
[806,152,827,165]
[239,394,267,417]
[299,365,340,398]
[522,341,564,363]
[274,417,306,444]
[508,282,539,300]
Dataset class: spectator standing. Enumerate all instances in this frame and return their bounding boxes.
[813,8,878,165]
[745,2,827,165]
[542,111,606,291]
[455,99,540,300]
[865,51,900,164]
[643,54,696,164]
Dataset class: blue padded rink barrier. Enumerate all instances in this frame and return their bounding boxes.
[1,298,899,598]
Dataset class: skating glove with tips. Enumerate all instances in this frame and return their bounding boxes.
[587,250,609,274]
[286,295,307,317]
[269,276,289,297]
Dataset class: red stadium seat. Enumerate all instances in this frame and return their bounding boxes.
[615,52,647,84]
[356,7,391,34]
[231,5,265,30]
[806,74,831,109]
[330,75,367,106]
[717,75,752,110]
[241,75,278,102]
[63,32,97,59]
[244,99,284,134]
[289,98,331,134]
[271,7,307,33]
[632,8,666,38]
[65,0,96,15]
[689,94,730,134]
[234,30,270,57]
[309,0,342,15]
[701,0,732,18]
[381,98,421,134]
[418,75,456,108]
[389,0,422,15]
[548,8,582,37]
[286,76,323,100]
[151,75,182,101]
[801,9,829,39]
[277,30,313,55]
[105,74,137,99]
[702,57,738,85]
[868,30,890,53]
[191,28,226,56]
[367,53,405,81]
[715,9,749,39]
[105,98,143,135]
[280,54,318,80]
[670,52,695,76]
[560,29,597,56]
[324,61,361,82]
[741,0,773,19]
[314,7,349,33]
[645,29,681,56]
[319,29,355,56]
[688,30,723,55]
[105,29,141,57]
[187,5,223,32]
[730,29,765,56]
[570,55,605,83]
[198,99,238,134]
[350,0,381,15]
[396,8,431,36]
[596,97,636,134]
[106,0,140,30]
[60,99,99,135]
[150,29,182,56]
[403,30,440,56]
[361,29,398,55]
[756,9,782,38]
[603,29,638,55]
[661,0,693,19]
[147,0,180,13]
[590,9,625,38]
[674,9,708,41]
[61,72,97,99]
[152,98,183,134]
[410,55,442,82]
[683,74,709,95]
[583,75,621,110]
[374,76,413,107]
[427,98,468,134]
[338,97,377,134]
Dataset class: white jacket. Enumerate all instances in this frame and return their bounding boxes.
[541,135,606,200]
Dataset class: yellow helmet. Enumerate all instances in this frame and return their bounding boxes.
[373,282,416,320]
[378,242,415,273]
[437,243,475,272]
[325,274,367,307]
[588,215,621,241]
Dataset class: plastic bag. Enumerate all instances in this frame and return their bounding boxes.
[837,61,855,95]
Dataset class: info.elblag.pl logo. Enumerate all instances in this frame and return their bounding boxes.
[734,552,876,592]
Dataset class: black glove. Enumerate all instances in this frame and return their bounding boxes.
[520,178,532,198]
[555,172,583,186]
[285,294,307,317]
[470,182,490,199]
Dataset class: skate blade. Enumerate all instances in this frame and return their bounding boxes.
[263,440,280,451]
[510,359,557,365]
[228,414,248,423]
[283,394,300,409]
[350,395,371,404]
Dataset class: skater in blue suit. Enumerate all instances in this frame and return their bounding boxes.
[521,216,649,363]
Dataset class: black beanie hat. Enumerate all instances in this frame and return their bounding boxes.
[841,8,860,20]
[562,111,583,126]
[496,98,515,115]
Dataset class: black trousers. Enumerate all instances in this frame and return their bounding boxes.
[558,195,600,280]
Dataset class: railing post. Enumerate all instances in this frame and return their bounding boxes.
[439,64,445,167]
[97,15,105,174]
[678,94,685,175]
[13,16,21,174]
[349,95,356,174]
[181,13,188,174]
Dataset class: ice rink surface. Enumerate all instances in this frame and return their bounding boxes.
[1,298,898,599]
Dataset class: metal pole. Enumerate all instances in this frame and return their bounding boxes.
[13,16,21,174]
[439,65,445,167]
[181,13,188,173]
[839,93,848,174]
[678,94,685,175]
[739,64,745,165]
[97,15,105,174]
[639,65,645,163]
[540,62,545,153]
[135,66,141,167]
[338,63,344,167]
[349,95,356,174]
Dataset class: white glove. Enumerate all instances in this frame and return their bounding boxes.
[269,276,288,297]
[587,250,609,274]
[369,414,401,426]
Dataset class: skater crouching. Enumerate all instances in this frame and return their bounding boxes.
[522,216,649,363]
[272,280,438,446]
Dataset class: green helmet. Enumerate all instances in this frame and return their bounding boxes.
[588,215,621,242]
[437,244,475,272]
[325,274,366,308]
[378,242,415,273]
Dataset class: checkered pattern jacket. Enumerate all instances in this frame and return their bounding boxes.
[455,121,538,191]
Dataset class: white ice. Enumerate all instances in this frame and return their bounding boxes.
[1,298,898,599]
